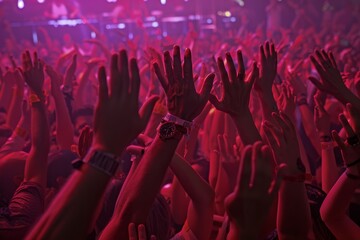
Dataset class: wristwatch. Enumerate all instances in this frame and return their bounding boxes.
[86,150,122,176]
[158,121,187,141]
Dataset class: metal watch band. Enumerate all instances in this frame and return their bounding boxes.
[86,150,121,176]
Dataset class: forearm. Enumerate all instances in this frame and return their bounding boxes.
[170,174,189,225]
[299,105,321,154]
[170,153,214,205]
[6,87,23,129]
[258,91,278,125]
[101,136,180,240]
[53,91,74,149]
[321,144,338,193]
[25,101,50,186]
[74,69,91,109]
[0,83,12,111]
[277,182,312,239]
[320,173,360,239]
[26,163,113,240]
[232,110,262,146]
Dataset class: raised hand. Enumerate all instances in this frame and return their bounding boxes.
[314,91,331,136]
[309,50,348,101]
[153,46,214,121]
[277,84,296,120]
[263,112,304,175]
[332,106,360,175]
[225,142,283,239]
[21,51,45,97]
[93,50,158,155]
[45,65,63,95]
[255,41,278,93]
[209,51,259,117]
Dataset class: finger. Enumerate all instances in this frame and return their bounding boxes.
[110,53,120,96]
[308,76,325,92]
[270,163,287,197]
[184,48,194,84]
[265,41,270,58]
[137,133,153,146]
[97,66,109,104]
[128,223,137,240]
[119,50,130,94]
[9,56,17,69]
[153,62,168,92]
[217,135,227,156]
[329,51,338,69]
[138,224,147,240]
[272,112,290,134]
[260,45,265,62]
[26,50,33,68]
[279,112,296,131]
[263,121,281,152]
[310,56,325,74]
[130,58,140,102]
[209,93,223,110]
[224,134,235,158]
[250,141,263,188]
[253,144,274,191]
[339,114,356,138]
[237,50,245,81]
[126,145,145,156]
[246,62,258,88]
[237,145,253,194]
[321,49,331,64]
[225,52,237,83]
[173,46,182,81]
[315,50,327,67]
[332,130,346,150]
[139,95,160,128]
[217,57,230,89]
[270,43,276,56]
[164,51,175,85]
[33,52,39,69]
[199,73,215,103]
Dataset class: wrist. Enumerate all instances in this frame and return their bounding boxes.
[91,141,125,157]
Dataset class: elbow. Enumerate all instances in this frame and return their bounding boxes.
[320,204,338,226]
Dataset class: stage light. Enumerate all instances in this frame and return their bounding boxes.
[17,0,24,9]
[224,11,231,17]
[161,0,166,5]
[37,0,45,3]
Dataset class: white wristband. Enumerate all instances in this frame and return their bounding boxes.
[163,113,193,129]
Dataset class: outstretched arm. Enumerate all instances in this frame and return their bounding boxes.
[26,50,158,240]
[321,105,360,240]
[100,46,214,240]
[21,51,50,187]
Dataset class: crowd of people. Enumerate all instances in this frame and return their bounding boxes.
[0,0,359,239]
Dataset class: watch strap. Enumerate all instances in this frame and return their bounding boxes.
[85,150,121,176]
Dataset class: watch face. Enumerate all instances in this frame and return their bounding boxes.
[159,122,176,139]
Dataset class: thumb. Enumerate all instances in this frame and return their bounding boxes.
[270,163,287,197]
[200,73,215,101]
[139,95,159,128]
